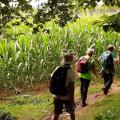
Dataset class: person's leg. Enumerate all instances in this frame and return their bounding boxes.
[64,100,75,120]
[80,78,84,102]
[102,72,114,95]
[82,79,90,106]
[104,74,113,92]
[70,112,75,120]
[102,72,109,95]
[53,114,59,120]
[53,98,63,120]
[103,72,108,87]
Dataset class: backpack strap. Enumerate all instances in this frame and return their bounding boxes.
[62,63,71,68]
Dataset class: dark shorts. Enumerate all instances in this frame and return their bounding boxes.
[54,98,75,114]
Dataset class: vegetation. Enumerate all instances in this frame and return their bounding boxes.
[0,82,103,120]
[36,0,120,27]
[0,82,120,120]
[0,1,120,120]
[0,93,53,120]
[0,14,120,89]
[93,12,120,32]
[76,93,120,120]
[0,0,120,28]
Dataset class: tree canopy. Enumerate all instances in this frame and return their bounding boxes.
[0,0,32,26]
[34,0,120,26]
[0,0,120,31]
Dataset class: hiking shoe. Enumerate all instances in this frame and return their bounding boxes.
[81,103,88,107]
[102,88,108,95]
[104,91,108,95]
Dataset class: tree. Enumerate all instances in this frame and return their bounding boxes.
[93,12,120,32]
[34,0,74,26]
[78,0,120,8]
[0,0,32,26]
[0,0,120,29]
[34,0,120,27]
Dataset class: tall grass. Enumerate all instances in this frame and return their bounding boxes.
[0,15,120,89]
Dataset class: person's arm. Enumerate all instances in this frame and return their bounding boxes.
[112,52,119,63]
[113,56,119,63]
[92,63,97,78]
[98,56,101,61]
[98,56,102,62]
[67,69,76,103]
[68,81,74,102]
[98,52,104,62]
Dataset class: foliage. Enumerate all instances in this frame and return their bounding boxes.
[0,110,16,120]
[0,0,120,27]
[35,0,120,26]
[34,0,74,27]
[0,15,120,88]
[78,0,120,8]
[92,12,120,32]
[95,110,117,120]
[0,0,32,27]
[94,94,120,120]
[0,94,53,120]
[77,93,120,120]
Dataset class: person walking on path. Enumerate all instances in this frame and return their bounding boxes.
[76,48,97,107]
[98,45,119,95]
[50,52,77,120]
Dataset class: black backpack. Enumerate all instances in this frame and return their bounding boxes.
[50,64,70,96]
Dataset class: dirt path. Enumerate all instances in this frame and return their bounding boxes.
[44,83,120,120]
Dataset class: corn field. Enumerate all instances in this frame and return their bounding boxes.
[0,15,120,89]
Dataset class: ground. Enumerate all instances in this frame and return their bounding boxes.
[0,80,120,120]
[43,81,120,120]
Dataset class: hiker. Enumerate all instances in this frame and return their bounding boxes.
[76,48,97,107]
[98,45,119,95]
[50,52,77,120]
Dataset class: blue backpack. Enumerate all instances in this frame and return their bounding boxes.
[101,52,114,70]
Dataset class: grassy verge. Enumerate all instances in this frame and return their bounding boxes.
[76,93,120,120]
[0,93,53,120]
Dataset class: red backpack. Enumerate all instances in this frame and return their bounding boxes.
[75,57,89,73]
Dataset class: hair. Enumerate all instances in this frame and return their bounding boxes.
[86,48,94,56]
[107,44,114,51]
[63,52,74,62]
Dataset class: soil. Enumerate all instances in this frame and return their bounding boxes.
[0,81,49,102]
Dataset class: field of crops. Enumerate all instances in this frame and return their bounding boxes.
[0,14,120,89]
